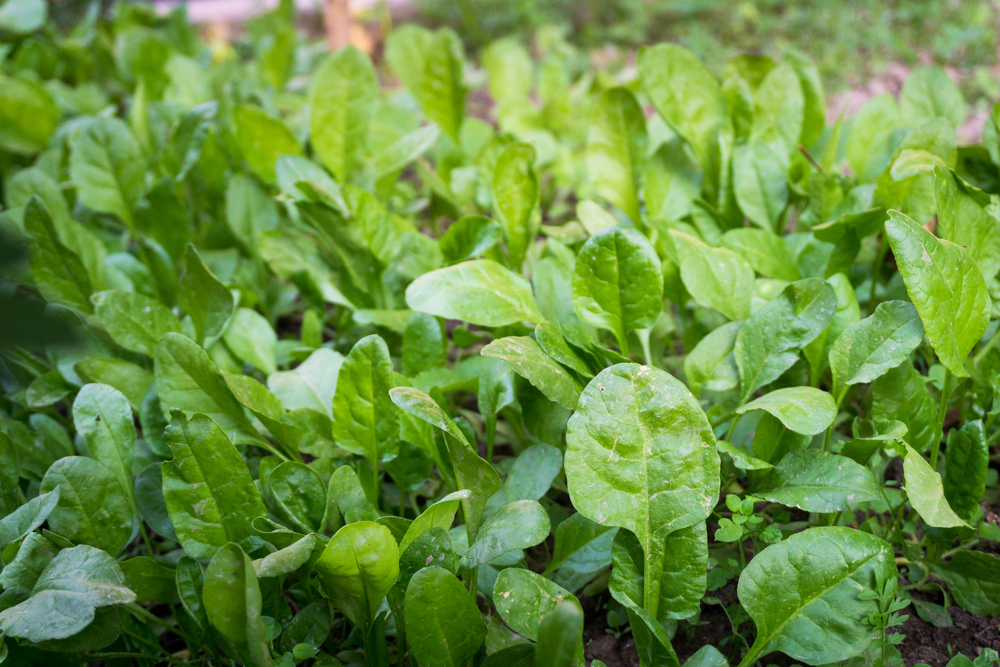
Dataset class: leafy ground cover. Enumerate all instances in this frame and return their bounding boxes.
[0,1,999,667]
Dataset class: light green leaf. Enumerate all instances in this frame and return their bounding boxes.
[0,0,46,35]
[721,228,800,282]
[829,300,924,402]
[162,412,267,558]
[935,167,1000,282]
[735,387,836,435]
[73,383,137,512]
[204,543,273,667]
[684,321,743,398]
[179,244,235,346]
[756,449,882,512]
[481,336,582,410]
[900,442,966,528]
[732,143,788,231]
[233,104,303,183]
[846,94,903,183]
[421,30,465,141]
[226,174,279,252]
[69,118,145,227]
[405,567,485,667]
[332,334,398,472]
[494,568,581,642]
[438,215,503,264]
[399,490,469,554]
[39,456,132,554]
[310,45,378,183]
[460,499,550,569]
[671,230,753,321]
[0,75,58,154]
[268,347,343,416]
[315,521,399,627]
[493,143,538,269]
[406,259,544,327]
[254,534,317,578]
[565,364,719,620]
[0,489,60,553]
[899,66,966,129]
[0,545,135,643]
[884,210,988,377]
[24,196,93,314]
[573,226,663,351]
[223,308,277,375]
[750,61,804,154]
[586,87,646,224]
[737,528,895,667]
[92,290,183,356]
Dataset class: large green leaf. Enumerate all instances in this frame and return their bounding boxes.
[544,512,617,592]
[310,45,378,183]
[0,75,57,154]
[721,228,800,282]
[69,118,145,228]
[39,456,132,555]
[421,30,466,141]
[481,336,582,409]
[845,94,903,183]
[755,449,882,512]
[178,244,235,346]
[73,383,137,513]
[870,360,938,454]
[493,143,538,269]
[222,308,277,375]
[406,259,544,327]
[943,420,988,521]
[934,167,1000,282]
[735,387,836,435]
[899,66,966,129]
[565,364,719,620]
[0,545,135,642]
[684,321,742,398]
[204,543,273,667]
[750,61,804,154]
[573,226,663,351]
[315,521,399,628]
[734,278,836,401]
[233,104,303,183]
[161,412,267,558]
[732,143,788,231]
[226,174,279,253]
[737,527,896,666]
[586,88,646,224]
[829,301,923,402]
[536,601,584,667]
[24,196,93,314]
[405,567,484,667]
[885,210,988,377]
[460,499,550,569]
[670,230,753,322]
[927,551,999,616]
[92,290,182,356]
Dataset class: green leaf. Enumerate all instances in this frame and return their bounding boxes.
[224,374,301,458]
[179,244,235,345]
[460,499,550,569]
[943,421,988,521]
[900,442,966,528]
[638,43,726,182]
[756,449,882,512]
[24,196,93,314]
[935,167,1000,282]
[482,645,535,667]
[421,30,466,141]
[0,0,46,36]
[671,230,754,321]
[69,118,145,227]
[544,512,617,591]
[721,228,800,282]
[162,412,268,558]
[389,387,500,540]
[750,61,804,154]
[223,308,277,375]
[736,527,896,667]
[609,523,707,621]
[315,521,399,628]
[684,321,742,398]
[0,432,18,519]
[402,312,446,378]
[0,488,60,553]
[493,143,538,269]
[717,440,773,470]
[885,210,988,377]
[438,215,503,264]
[0,75,58,154]
[586,87,646,224]
[493,568,581,643]
[899,66,967,129]
[628,605,681,667]
[927,551,999,616]
[0,532,57,592]
[732,143,788,231]
[0,545,135,642]
[534,322,593,379]
[254,534,317,578]
[121,556,179,604]
[39,456,132,554]
[233,104,303,183]
[405,567,484,667]
[266,462,326,533]
[92,290,182,356]
[573,226,663,351]
[645,140,703,222]
[565,364,719,619]
[310,45,379,183]
[135,463,175,539]
[73,384,137,513]
[399,490,468,554]
[268,347,343,416]
[829,301,924,402]
[226,174,279,252]
[481,336,582,410]
[870,360,938,454]
[176,556,207,631]
[735,387,836,435]
[535,601,584,667]
[332,334,398,478]
[846,94,903,183]
[734,277,836,400]
[204,542,274,667]
[329,465,380,525]
[802,272,861,387]
[406,259,544,327]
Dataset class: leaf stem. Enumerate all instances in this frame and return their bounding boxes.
[930,369,955,470]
